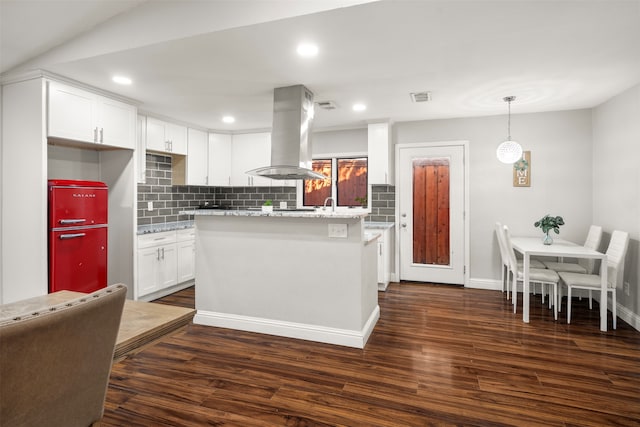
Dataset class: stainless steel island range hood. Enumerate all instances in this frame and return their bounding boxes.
[246,85,327,180]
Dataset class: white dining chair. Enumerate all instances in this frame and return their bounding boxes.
[502,225,560,318]
[558,230,629,329]
[543,225,602,274]
[495,222,512,297]
[495,222,547,302]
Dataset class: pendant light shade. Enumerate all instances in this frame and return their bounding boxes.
[496,96,523,164]
[496,140,523,164]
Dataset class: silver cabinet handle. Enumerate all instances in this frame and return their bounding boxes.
[59,219,86,224]
[99,127,104,143]
[401,223,407,228]
[156,248,160,260]
[59,233,86,240]
[161,247,165,259]
[94,127,98,142]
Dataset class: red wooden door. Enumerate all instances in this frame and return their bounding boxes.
[413,158,450,265]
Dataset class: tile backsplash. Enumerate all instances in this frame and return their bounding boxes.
[369,184,396,223]
[137,154,396,225]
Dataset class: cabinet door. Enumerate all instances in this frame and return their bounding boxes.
[146,117,168,152]
[187,128,208,185]
[137,246,160,297]
[177,240,195,283]
[98,96,136,149]
[137,115,147,183]
[368,122,394,185]
[168,123,188,155]
[377,241,385,284]
[48,81,96,143]
[158,243,178,289]
[209,133,232,186]
[231,132,272,186]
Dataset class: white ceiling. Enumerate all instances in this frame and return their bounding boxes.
[2,0,639,132]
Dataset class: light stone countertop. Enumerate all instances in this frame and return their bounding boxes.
[181,209,368,220]
[363,230,382,245]
[137,220,194,235]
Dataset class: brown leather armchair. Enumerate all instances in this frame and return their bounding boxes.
[0,284,126,427]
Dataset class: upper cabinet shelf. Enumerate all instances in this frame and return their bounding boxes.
[47,81,136,150]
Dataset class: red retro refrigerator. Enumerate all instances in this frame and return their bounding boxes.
[48,179,108,293]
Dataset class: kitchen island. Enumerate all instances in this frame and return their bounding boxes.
[183,209,379,348]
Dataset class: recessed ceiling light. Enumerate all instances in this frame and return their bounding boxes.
[112,75,132,85]
[297,43,318,57]
[222,116,235,124]
[352,103,366,112]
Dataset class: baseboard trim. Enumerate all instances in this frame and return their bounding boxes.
[194,305,381,349]
[614,299,640,332]
[467,278,502,291]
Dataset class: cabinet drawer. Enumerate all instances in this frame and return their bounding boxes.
[138,230,176,249]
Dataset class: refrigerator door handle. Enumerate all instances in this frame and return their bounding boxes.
[59,233,87,240]
[59,219,86,224]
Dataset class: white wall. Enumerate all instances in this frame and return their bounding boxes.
[592,84,640,323]
[313,128,367,157]
[394,109,593,282]
[48,145,101,180]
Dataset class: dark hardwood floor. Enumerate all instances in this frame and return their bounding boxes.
[102,283,640,426]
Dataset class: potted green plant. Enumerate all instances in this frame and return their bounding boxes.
[261,199,273,213]
[355,195,368,208]
[534,214,564,245]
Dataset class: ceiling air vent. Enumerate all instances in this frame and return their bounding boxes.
[410,91,432,103]
[315,101,338,110]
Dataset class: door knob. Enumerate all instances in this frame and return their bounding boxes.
[401,223,407,228]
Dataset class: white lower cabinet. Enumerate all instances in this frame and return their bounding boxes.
[137,245,164,296]
[137,229,195,299]
[366,227,391,290]
[176,229,196,283]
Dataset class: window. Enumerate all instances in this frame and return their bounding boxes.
[303,157,368,208]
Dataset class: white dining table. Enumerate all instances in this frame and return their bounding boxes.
[510,237,608,331]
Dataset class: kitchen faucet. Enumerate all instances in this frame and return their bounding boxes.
[323,197,336,212]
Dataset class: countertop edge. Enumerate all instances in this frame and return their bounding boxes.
[181,210,368,219]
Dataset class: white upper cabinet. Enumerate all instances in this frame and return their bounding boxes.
[145,117,167,152]
[230,132,272,187]
[136,115,147,183]
[48,81,135,149]
[187,128,208,186]
[367,122,394,185]
[167,123,187,154]
[208,133,232,186]
[146,117,187,155]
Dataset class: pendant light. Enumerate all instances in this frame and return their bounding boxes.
[496,96,523,164]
